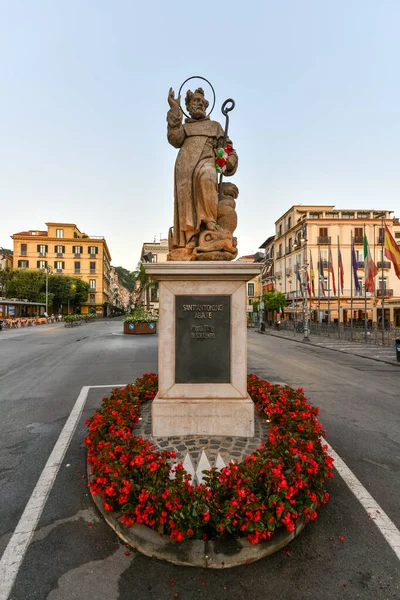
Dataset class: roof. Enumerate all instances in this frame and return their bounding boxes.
[259,235,275,249]
[12,231,48,237]
[0,300,46,306]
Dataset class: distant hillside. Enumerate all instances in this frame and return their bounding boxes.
[114,266,137,292]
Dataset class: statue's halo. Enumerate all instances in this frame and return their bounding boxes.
[178,76,216,119]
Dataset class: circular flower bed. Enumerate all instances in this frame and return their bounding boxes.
[85,373,333,545]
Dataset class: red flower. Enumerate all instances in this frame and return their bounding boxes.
[148,462,159,472]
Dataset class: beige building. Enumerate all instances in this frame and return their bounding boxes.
[262,206,400,326]
[139,238,169,312]
[11,223,112,316]
[0,249,13,271]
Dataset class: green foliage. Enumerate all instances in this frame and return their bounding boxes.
[114,266,137,292]
[124,307,157,323]
[7,269,45,301]
[48,275,76,304]
[262,290,287,312]
[252,300,260,313]
[0,269,12,296]
[72,278,90,304]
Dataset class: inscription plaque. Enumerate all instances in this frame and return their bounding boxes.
[175,295,231,384]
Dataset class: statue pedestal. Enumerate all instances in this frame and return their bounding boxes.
[144,262,261,437]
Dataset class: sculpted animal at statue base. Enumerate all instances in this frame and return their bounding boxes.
[167,182,238,261]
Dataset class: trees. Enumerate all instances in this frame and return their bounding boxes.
[48,275,88,312]
[114,266,137,292]
[262,290,286,320]
[7,270,45,302]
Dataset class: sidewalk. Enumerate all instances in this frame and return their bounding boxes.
[257,326,400,367]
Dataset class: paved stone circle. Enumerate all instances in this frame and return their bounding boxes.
[135,401,269,483]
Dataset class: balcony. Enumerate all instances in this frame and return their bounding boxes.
[56,269,63,273]
[318,260,328,269]
[285,246,293,254]
[354,236,363,244]
[90,269,96,274]
[90,288,96,293]
[90,253,97,259]
[39,252,47,257]
[74,269,80,274]
[377,289,393,297]
[74,253,81,258]
[317,236,331,245]
[57,253,64,258]
[377,237,384,245]
[356,260,364,268]
[20,252,27,257]
[285,267,292,275]
[377,261,391,269]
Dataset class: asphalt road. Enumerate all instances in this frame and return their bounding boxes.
[0,320,399,600]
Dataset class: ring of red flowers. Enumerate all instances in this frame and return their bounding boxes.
[85,373,333,563]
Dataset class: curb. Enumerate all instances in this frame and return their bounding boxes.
[260,330,399,368]
[88,468,306,568]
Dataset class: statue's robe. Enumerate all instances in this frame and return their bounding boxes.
[167,106,237,248]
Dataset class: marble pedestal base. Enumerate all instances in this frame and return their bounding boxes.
[152,396,255,437]
[144,262,261,438]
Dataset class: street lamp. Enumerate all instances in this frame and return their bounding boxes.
[41,265,53,315]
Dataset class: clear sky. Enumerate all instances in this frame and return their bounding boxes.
[1,1,399,269]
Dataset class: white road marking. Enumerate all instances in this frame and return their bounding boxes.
[323,438,400,561]
[0,384,126,600]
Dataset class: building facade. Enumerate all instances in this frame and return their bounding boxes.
[110,267,132,312]
[261,206,400,326]
[11,223,112,316]
[138,238,169,313]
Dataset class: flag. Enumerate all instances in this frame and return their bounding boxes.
[384,224,400,279]
[351,239,360,291]
[310,251,315,295]
[319,248,326,297]
[364,233,377,292]
[329,246,336,296]
[296,266,303,296]
[338,240,344,294]
[306,269,311,297]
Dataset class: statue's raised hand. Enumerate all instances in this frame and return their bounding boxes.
[168,88,181,109]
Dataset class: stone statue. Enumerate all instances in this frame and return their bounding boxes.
[167,86,239,261]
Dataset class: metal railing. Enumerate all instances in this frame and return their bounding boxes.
[377,261,391,269]
[317,236,331,244]
[278,319,400,347]
[377,289,393,297]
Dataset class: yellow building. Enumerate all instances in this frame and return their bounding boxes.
[11,223,111,316]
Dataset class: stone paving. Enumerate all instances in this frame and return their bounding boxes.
[135,401,269,484]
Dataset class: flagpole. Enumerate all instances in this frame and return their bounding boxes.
[309,249,312,333]
[337,235,341,339]
[350,231,354,338]
[328,242,331,329]
[318,246,321,325]
[364,224,368,342]
[381,215,385,344]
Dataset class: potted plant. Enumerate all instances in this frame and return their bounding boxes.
[123,307,158,335]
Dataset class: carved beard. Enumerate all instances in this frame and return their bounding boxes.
[189,105,206,120]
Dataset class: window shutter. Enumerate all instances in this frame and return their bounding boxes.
[37,260,40,268]
[62,245,65,253]
[37,244,40,252]
[54,245,57,253]
[26,260,29,267]
[95,247,98,254]
[18,260,22,267]
[45,245,48,252]
[80,246,83,253]
[54,261,57,268]
[62,261,65,269]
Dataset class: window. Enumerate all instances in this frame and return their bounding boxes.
[54,261,64,272]
[74,261,80,274]
[357,212,370,219]
[309,212,321,219]
[248,283,255,297]
[287,216,291,230]
[248,298,253,305]
[377,228,384,243]
[150,287,158,302]
[17,260,29,268]
[56,229,64,238]
[55,245,65,255]
[72,245,83,255]
[278,244,282,257]
[320,249,328,261]
[319,228,328,238]
[21,243,27,256]
[151,254,157,263]
[89,279,96,291]
[90,261,96,274]
[88,246,98,256]
[378,277,387,291]
[37,260,47,269]
[37,244,48,255]
[90,293,96,304]
[342,212,355,219]
[278,224,282,236]
[288,238,292,252]
[355,277,363,296]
